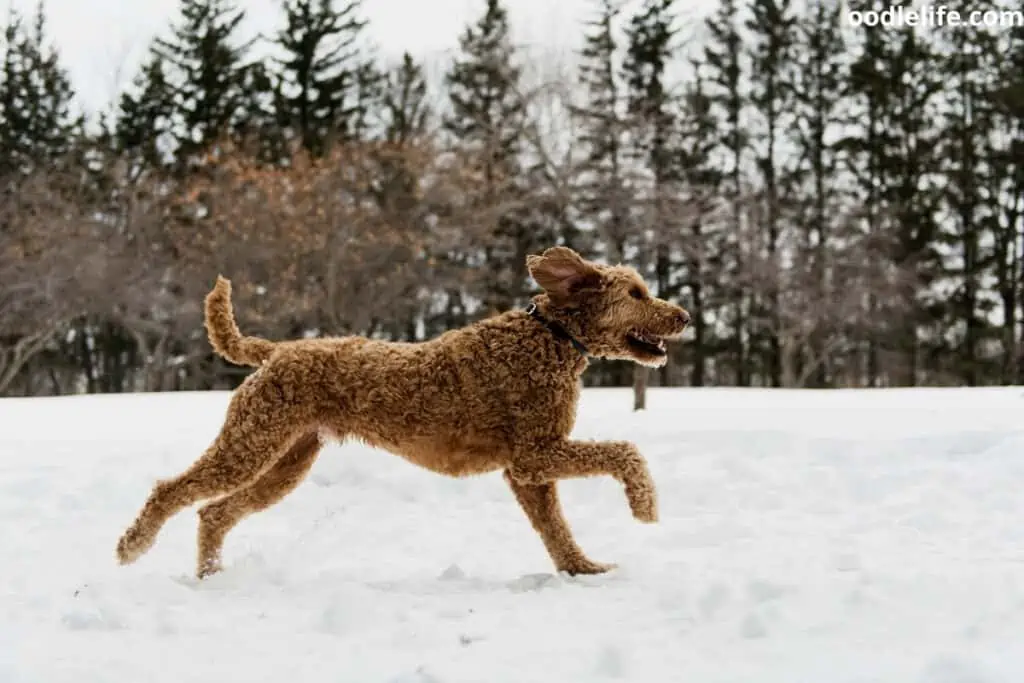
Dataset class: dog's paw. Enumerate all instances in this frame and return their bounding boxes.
[626,486,658,523]
[559,558,617,576]
[115,527,152,566]
[196,558,223,580]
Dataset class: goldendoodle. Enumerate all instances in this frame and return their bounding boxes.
[115,246,690,578]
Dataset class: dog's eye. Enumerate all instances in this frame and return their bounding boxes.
[629,287,644,300]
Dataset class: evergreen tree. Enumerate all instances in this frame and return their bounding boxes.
[114,51,175,169]
[153,0,256,165]
[788,0,847,386]
[935,3,1002,385]
[702,0,750,384]
[674,62,723,387]
[623,0,678,184]
[0,3,81,176]
[444,0,524,179]
[381,52,429,145]
[347,58,383,140]
[841,12,887,384]
[363,54,432,343]
[274,0,375,155]
[443,0,531,314]
[571,0,634,387]
[744,0,796,386]
[622,0,681,400]
[843,7,945,385]
[234,59,285,163]
[573,0,631,263]
[987,6,1024,382]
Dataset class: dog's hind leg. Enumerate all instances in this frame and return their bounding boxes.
[508,439,658,524]
[503,471,614,576]
[195,430,324,578]
[115,396,310,567]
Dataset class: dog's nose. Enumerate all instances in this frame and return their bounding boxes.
[677,310,691,326]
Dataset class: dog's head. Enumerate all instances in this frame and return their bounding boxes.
[526,246,690,368]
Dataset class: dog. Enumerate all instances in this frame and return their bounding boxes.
[115,246,690,578]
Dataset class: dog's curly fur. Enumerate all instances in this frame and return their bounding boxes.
[115,246,690,578]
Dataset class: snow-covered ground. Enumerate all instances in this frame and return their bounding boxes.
[2,386,1024,682]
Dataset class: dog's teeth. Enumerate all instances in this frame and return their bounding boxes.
[631,330,666,351]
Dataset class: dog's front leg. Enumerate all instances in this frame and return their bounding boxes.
[508,439,658,524]
[502,471,614,575]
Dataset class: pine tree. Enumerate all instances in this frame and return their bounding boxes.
[0,3,81,176]
[234,59,286,163]
[571,0,634,387]
[381,52,429,145]
[573,0,628,255]
[702,0,750,385]
[841,12,887,385]
[675,62,723,387]
[114,51,175,169]
[357,54,432,342]
[787,0,847,386]
[623,0,678,186]
[843,7,945,385]
[987,5,1024,382]
[934,2,1003,385]
[152,0,256,165]
[744,0,796,386]
[622,0,680,249]
[347,58,383,140]
[443,0,530,315]
[274,0,375,155]
[572,1,625,347]
[622,0,681,402]
[444,0,524,179]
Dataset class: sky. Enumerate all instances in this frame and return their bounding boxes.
[5,0,616,116]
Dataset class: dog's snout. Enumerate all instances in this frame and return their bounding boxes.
[677,309,691,327]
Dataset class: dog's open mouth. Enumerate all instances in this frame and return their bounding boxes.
[626,329,667,357]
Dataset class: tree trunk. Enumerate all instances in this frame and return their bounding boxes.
[633,365,647,411]
[690,282,705,387]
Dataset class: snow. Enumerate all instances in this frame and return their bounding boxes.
[2,386,1024,682]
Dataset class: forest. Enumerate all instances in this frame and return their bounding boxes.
[1,0,1022,398]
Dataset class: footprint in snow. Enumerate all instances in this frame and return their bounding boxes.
[506,572,563,593]
[740,612,768,639]
[746,579,790,604]
[438,564,466,581]
[61,605,125,632]
[697,582,731,620]
[595,644,626,678]
[388,666,444,683]
[919,655,995,683]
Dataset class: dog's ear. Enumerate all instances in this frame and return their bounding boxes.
[526,247,603,301]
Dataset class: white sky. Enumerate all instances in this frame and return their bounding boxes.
[6,0,613,115]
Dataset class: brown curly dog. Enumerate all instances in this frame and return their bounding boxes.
[115,246,690,578]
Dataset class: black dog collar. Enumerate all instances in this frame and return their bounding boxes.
[524,303,588,356]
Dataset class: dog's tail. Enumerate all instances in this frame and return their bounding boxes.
[204,276,275,367]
